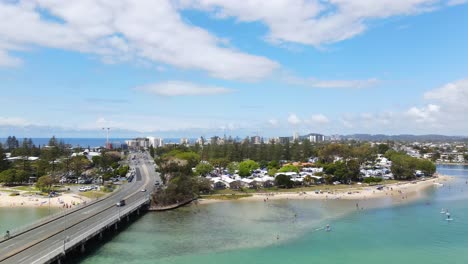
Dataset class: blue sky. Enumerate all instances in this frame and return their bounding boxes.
[1,0,468,138]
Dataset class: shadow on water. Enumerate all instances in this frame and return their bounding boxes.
[66,211,147,264]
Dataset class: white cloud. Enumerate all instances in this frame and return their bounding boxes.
[406,104,441,123]
[285,75,379,89]
[135,81,234,96]
[184,0,453,47]
[0,116,30,126]
[0,0,278,80]
[309,114,330,124]
[0,50,22,67]
[288,113,301,126]
[447,0,468,6]
[424,79,468,110]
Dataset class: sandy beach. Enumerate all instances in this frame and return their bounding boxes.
[199,175,453,205]
[0,189,91,208]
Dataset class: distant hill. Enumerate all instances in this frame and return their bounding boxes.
[342,134,468,142]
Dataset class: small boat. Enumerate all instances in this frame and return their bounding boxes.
[434,182,444,187]
[326,224,331,232]
[440,208,446,214]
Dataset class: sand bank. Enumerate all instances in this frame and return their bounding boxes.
[199,175,453,205]
[0,189,91,208]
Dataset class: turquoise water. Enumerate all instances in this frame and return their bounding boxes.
[77,165,468,264]
[1,166,467,263]
[0,207,58,233]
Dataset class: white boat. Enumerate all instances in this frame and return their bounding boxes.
[434,182,444,187]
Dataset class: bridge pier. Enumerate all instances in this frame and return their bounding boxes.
[99,232,103,240]
[127,215,130,222]
[80,243,85,253]
[137,209,140,215]
[115,223,118,230]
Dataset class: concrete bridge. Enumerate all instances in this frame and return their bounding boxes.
[0,152,158,264]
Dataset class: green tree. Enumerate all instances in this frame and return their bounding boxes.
[267,160,280,170]
[278,164,300,173]
[238,160,259,177]
[197,177,213,194]
[304,175,314,186]
[268,168,278,176]
[149,146,155,158]
[275,174,294,188]
[0,169,16,185]
[0,169,28,185]
[36,175,55,192]
[391,155,418,180]
[377,144,390,154]
[70,156,91,176]
[194,162,214,176]
[0,147,10,172]
[416,159,436,176]
[115,165,130,177]
[227,162,239,175]
[209,158,229,168]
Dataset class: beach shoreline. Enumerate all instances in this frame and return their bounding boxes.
[199,175,453,205]
[0,189,91,208]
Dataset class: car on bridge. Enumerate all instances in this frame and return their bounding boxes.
[116,200,126,206]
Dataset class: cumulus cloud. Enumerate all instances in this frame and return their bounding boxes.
[183,0,459,47]
[406,104,441,123]
[309,114,330,124]
[335,79,468,134]
[288,113,301,126]
[424,79,468,110]
[135,81,234,96]
[0,0,278,80]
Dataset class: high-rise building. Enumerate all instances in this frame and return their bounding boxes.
[147,137,163,148]
[250,136,261,144]
[180,138,189,145]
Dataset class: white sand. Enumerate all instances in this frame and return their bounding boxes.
[0,190,91,208]
[199,175,452,204]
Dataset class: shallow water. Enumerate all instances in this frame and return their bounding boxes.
[0,207,59,233]
[76,165,468,264]
[2,165,468,264]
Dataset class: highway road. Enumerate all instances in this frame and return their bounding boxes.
[0,151,159,264]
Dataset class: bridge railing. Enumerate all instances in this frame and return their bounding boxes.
[31,196,149,264]
[1,201,85,243]
[0,184,129,243]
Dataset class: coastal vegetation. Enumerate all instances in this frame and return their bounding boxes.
[151,140,438,199]
[0,136,129,192]
[152,149,207,206]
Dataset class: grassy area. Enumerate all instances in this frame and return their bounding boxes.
[201,194,253,200]
[78,191,107,199]
[12,185,38,192]
[0,188,19,193]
